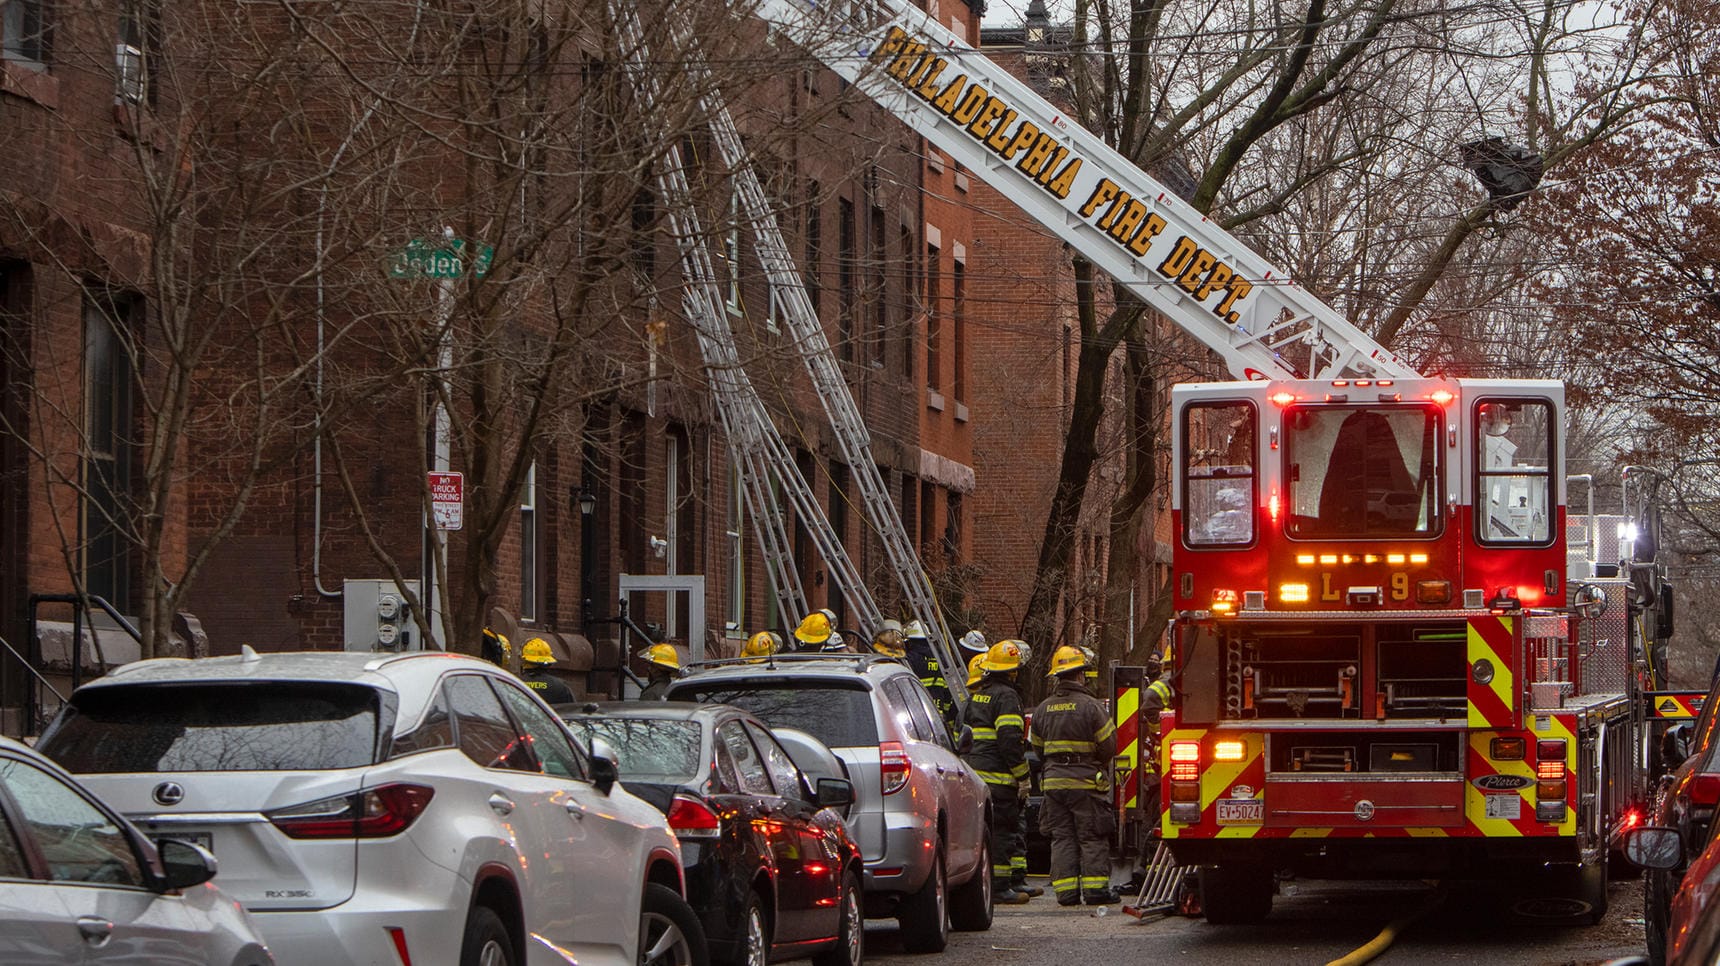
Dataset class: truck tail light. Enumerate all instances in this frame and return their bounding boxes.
[1169,741,1200,782]
[1490,737,1526,760]
[1536,780,1566,801]
[267,783,435,839]
[667,794,722,838]
[1536,739,1566,764]
[1537,760,1565,781]
[1280,583,1310,603]
[1688,774,1720,807]
[1211,589,1238,615]
[1212,740,1246,762]
[880,741,912,795]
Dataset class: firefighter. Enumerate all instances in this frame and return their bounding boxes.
[821,630,854,653]
[1032,645,1120,906]
[964,640,1035,904]
[520,638,577,705]
[903,619,956,729]
[481,627,511,668]
[638,643,680,701]
[871,620,907,658]
[965,652,986,688]
[742,630,782,663]
[793,609,837,650]
[959,629,988,658]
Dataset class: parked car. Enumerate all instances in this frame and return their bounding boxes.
[1643,685,1720,964]
[0,735,273,965]
[1626,822,1720,966]
[665,653,993,953]
[35,649,705,966]
[563,702,864,966]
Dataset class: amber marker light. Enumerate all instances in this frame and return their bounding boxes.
[1387,553,1407,565]
[1410,554,1429,564]
[1280,583,1310,603]
[1296,555,1316,566]
[1212,740,1247,762]
[1211,589,1239,615]
[1429,389,1456,406]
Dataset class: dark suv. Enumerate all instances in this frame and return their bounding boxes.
[667,654,993,952]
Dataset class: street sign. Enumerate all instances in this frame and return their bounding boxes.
[388,238,494,280]
[428,471,464,530]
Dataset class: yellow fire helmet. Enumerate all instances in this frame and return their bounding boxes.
[966,653,986,688]
[1047,644,1090,677]
[871,627,906,658]
[521,637,556,665]
[642,643,680,671]
[742,631,782,661]
[794,611,834,645]
[979,640,1024,674]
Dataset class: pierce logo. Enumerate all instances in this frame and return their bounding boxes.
[1473,774,1533,792]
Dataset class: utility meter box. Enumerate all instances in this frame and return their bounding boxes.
[343,579,422,652]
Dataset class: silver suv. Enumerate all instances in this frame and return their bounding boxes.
[666,653,992,952]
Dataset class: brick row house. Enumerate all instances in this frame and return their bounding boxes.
[4,0,1109,729]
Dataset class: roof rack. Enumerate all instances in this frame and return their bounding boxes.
[681,652,901,675]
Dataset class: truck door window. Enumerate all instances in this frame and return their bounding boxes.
[1183,401,1256,546]
[1475,399,1553,545]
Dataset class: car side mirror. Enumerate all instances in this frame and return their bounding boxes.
[156,838,218,892]
[1623,826,1683,871]
[589,736,620,796]
[816,777,855,809]
[957,725,974,756]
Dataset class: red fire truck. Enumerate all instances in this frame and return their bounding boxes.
[1154,376,1641,923]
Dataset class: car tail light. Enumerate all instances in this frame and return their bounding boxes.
[667,794,721,839]
[266,783,434,839]
[881,741,911,795]
[1689,774,1720,807]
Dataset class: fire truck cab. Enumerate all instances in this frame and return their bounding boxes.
[1160,377,1637,924]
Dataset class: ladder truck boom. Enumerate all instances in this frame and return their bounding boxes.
[748,0,1416,381]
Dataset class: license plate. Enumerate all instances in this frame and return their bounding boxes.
[155,831,213,854]
[1216,798,1264,825]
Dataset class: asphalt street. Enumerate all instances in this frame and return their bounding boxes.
[865,875,1648,966]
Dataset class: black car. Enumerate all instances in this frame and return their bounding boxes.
[564,702,864,966]
[1645,692,1720,965]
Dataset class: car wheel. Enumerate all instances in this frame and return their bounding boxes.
[950,830,995,931]
[460,905,516,966]
[641,883,710,966]
[898,845,949,953]
[1646,872,1669,966]
[724,891,769,966]
[1198,865,1273,925]
[811,871,863,966]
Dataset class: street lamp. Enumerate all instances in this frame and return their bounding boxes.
[576,484,597,629]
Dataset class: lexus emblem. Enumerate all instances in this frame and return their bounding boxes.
[1354,800,1375,822]
[152,782,185,807]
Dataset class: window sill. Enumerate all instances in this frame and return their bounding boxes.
[954,171,969,193]
[954,401,969,422]
[1,60,59,109]
[927,390,945,412]
[112,100,167,150]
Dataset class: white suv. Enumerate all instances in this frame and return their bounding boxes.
[36,650,702,966]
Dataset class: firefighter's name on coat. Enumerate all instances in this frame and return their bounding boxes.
[868,25,1255,326]
[1045,702,1077,712]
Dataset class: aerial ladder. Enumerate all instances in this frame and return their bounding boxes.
[619,7,988,701]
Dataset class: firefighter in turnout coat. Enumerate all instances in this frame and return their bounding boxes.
[1032,646,1121,905]
[963,641,1035,904]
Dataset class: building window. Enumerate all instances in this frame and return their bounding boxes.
[828,462,850,627]
[2,0,49,69]
[804,180,821,316]
[870,206,887,364]
[727,461,745,636]
[953,259,966,402]
[116,1,158,104]
[519,463,538,621]
[944,490,963,563]
[725,188,742,314]
[899,226,916,375]
[83,296,137,615]
[838,197,856,362]
[925,244,941,391]
[919,480,936,556]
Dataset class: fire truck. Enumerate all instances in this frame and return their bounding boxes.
[1155,379,1644,923]
[688,0,1657,924]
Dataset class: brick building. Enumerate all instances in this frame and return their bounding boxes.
[0,0,995,729]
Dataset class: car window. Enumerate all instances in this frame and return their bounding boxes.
[446,675,536,773]
[669,680,879,748]
[40,682,383,773]
[908,680,956,750]
[391,688,454,758]
[0,757,143,888]
[710,733,742,794]
[718,722,774,796]
[493,681,587,780]
[883,678,932,742]
[747,723,808,801]
[0,801,31,879]
[566,718,701,783]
